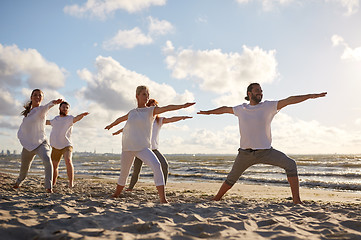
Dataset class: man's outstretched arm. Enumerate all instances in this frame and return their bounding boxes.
[197,106,233,115]
[277,92,327,110]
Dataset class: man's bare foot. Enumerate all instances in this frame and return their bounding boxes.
[46,189,53,193]
[160,199,168,204]
[13,183,20,189]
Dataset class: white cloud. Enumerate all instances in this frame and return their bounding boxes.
[236,0,295,11]
[158,112,361,154]
[103,17,173,50]
[0,88,22,116]
[196,16,208,24]
[77,55,195,112]
[0,44,66,90]
[272,112,361,154]
[69,55,195,153]
[148,16,174,36]
[326,0,359,15]
[163,41,278,105]
[103,27,153,50]
[332,34,361,61]
[236,0,359,15]
[0,119,18,130]
[64,0,166,19]
[355,118,361,125]
[160,127,238,154]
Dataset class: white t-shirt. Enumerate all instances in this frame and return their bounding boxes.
[122,106,155,151]
[233,101,278,150]
[49,115,74,149]
[151,117,164,150]
[17,101,55,151]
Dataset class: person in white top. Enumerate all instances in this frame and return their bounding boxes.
[112,98,192,191]
[14,89,63,193]
[198,83,327,204]
[105,85,195,203]
[46,101,89,188]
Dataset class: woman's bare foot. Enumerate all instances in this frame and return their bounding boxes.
[46,188,53,193]
[111,184,124,198]
[111,193,119,198]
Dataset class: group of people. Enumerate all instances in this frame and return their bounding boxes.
[13,84,326,204]
[14,89,88,193]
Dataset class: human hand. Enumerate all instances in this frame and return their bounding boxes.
[53,99,63,105]
[312,92,327,98]
[184,102,196,108]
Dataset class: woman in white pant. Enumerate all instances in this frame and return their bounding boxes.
[105,85,195,203]
[112,98,192,191]
[14,89,62,193]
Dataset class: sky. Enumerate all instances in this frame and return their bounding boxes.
[1,0,361,155]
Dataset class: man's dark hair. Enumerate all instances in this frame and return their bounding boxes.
[60,101,70,108]
[245,83,260,101]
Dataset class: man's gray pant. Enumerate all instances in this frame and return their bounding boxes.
[225,148,298,186]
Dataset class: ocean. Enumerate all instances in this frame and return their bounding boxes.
[1,153,360,193]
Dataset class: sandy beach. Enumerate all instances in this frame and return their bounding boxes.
[0,173,360,240]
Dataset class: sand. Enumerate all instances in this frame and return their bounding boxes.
[0,173,360,240]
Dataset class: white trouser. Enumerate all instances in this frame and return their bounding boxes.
[117,148,165,186]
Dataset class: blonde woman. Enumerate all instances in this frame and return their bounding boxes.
[105,86,194,203]
[112,98,192,191]
[14,89,63,193]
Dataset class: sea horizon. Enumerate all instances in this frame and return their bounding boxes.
[1,153,360,194]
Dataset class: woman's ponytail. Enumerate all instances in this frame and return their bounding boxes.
[21,101,32,117]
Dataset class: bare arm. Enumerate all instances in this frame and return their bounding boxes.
[163,116,192,124]
[197,106,233,115]
[277,92,327,110]
[112,128,124,136]
[73,112,89,124]
[45,99,63,110]
[154,102,195,115]
[105,113,129,130]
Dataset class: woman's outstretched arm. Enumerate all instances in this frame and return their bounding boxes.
[112,128,124,135]
[105,113,128,130]
[154,102,195,116]
[163,116,192,124]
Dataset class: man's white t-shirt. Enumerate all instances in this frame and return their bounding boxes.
[151,117,164,150]
[49,115,74,149]
[17,101,55,151]
[233,101,278,150]
[122,106,155,151]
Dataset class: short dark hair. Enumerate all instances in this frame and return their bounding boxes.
[60,101,70,108]
[245,83,260,101]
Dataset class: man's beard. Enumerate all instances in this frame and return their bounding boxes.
[251,94,262,104]
[60,111,67,116]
